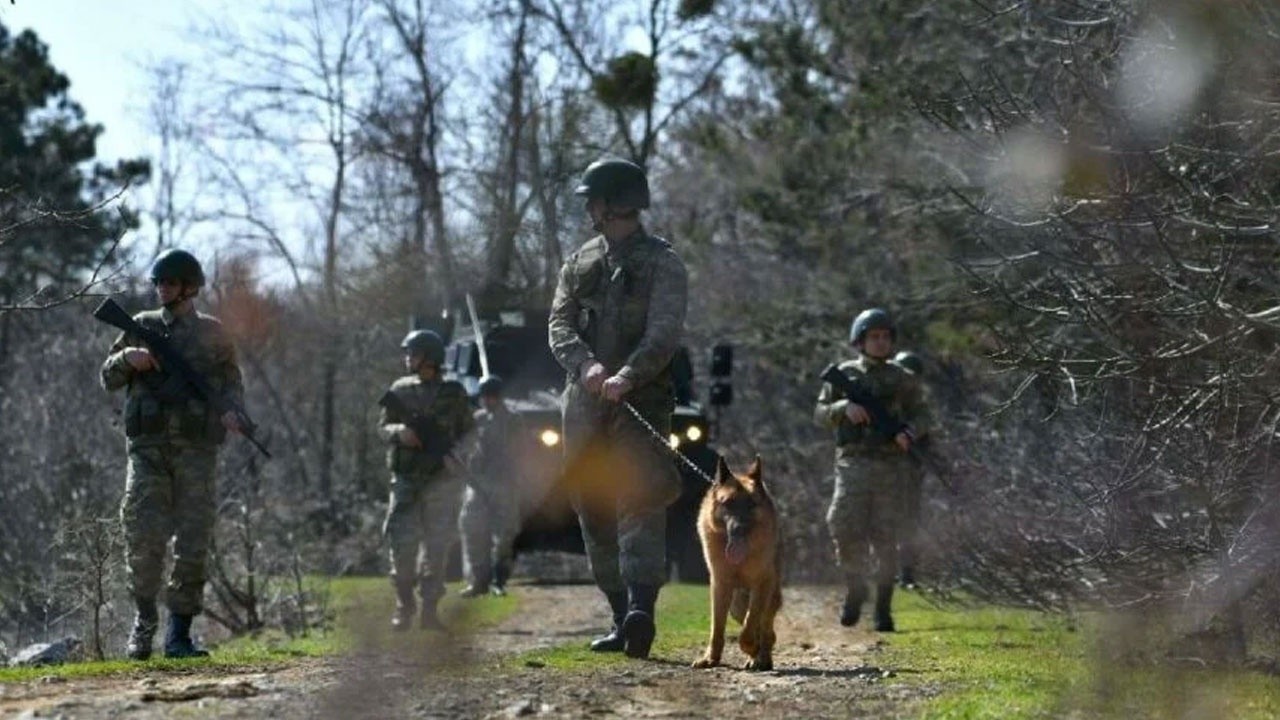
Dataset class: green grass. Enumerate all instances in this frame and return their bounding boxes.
[514,582,709,671]
[0,577,519,684]
[878,592,1280,720]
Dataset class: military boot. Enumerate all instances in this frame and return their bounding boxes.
[621,584,659,659]
[874,583,896,632]
[163,614,210,659]
[840,577,867,627]
[125,598,159,661]
[898,565,917,590]
[419,581,447,631]
[490,562,511,597]
[588,590,629,653]
[391,579,416,632]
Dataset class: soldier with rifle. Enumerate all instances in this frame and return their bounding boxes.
[814,308,931,632]
[377,329,474,631]
[98,249,251,659]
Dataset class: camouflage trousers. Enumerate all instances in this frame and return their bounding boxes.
[120,443,218,616]
[898,460,925,570]
[826,453,910,586]
[563,384,680,593]
[383,472,462,601]
[458,483,521,586]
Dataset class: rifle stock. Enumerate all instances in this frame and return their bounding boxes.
[93,297,271,458]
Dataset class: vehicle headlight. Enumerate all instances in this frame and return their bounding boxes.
[540,429,561,447]
[668,433,681,449]
[685,425,703,443]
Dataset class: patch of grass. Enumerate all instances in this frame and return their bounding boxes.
[0,577,520,685]
[515,583,708,671]
[880,591,1280,720]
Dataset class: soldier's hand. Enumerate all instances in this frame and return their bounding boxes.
[844,402,871,426]
[581,361,607,395]
[124,347,158,372]
[895,431,912,453]
[221,411,243,435]
[398,426,422,448]
[601,374,634,403]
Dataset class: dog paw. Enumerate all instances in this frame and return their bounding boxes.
[743,656,773,672]
[692,655,719,669]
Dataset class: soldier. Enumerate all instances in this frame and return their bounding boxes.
[814,308,930,632]
[548,157,688,659]
[378,329,474,631]
[100,249,244,660]
[891,350,926,589]
[458,375,524,598]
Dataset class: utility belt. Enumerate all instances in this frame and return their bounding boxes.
[387,445,446,476]
[124,390,226,444]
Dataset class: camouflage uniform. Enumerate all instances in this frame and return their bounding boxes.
[889,358,928,582]
[815,356,930,591]
[548,228,688,595]
[459,402,524,592]
[100,307,243,618]
[378,375,474,615]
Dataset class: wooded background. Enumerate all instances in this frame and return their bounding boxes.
[2,0,1278,665]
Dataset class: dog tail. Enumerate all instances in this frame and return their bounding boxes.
[729,588,749,624]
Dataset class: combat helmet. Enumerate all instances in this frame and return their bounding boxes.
[849,308,896,345]
[574,157,650,210]
[478,375,505,396]
[149,249,205,287]
[401,330,445,366]
[893,351,923,375]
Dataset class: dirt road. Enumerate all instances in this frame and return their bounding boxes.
[0,584,935,719]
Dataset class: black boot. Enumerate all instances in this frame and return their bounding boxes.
[622,584,659,659]
[840,577,867,627]
[391,579,416,632]
[491,561,511,597]
[588,590,628,653]
[163,614,210,659]
[419,581,447,631]
[899,566,916,590]
[126,598,158,661]
[874,583,896,632]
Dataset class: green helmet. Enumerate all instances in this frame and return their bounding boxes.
[850,308,895,345]
[149,249,205,287]
[893,351,923,375]
[478,375,504,397]
[401,330,445,365]
[574,157,650,210]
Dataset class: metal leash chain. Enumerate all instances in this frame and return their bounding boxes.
[622,401,716,485]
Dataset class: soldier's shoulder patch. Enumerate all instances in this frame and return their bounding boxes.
[195,311,225,328]
[390,376,419,390]
[838,358,863,373]
[133,309,165,324]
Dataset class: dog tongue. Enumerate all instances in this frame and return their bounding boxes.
[725,537,748,566]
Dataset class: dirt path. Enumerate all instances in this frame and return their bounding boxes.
[0,585,937,719]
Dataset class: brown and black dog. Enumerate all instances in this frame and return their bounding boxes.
[692,456,782,671]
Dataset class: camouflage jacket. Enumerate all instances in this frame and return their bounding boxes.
[377,375,474,476]
[468,403,524,490]
[100,307,243,448]
[814,354,931,458]
[548,228,688,397]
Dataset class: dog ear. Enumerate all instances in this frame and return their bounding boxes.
[714,455,732,485]
[746,455,763,482]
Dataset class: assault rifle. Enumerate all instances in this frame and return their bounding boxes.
[819,364,953,491]
[377,390,456,464]
[93,298,271,458]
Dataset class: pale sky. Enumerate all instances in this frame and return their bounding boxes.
[7,0,203,164]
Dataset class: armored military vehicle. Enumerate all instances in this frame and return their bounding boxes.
[441,306,732,582]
